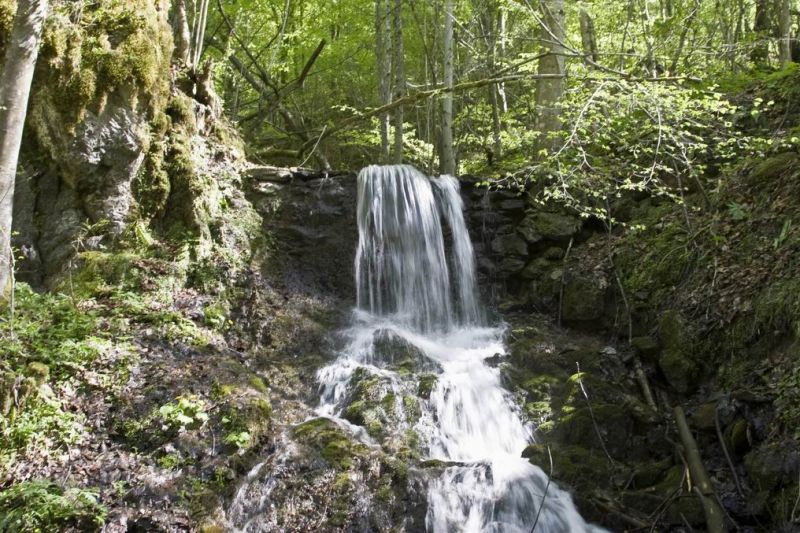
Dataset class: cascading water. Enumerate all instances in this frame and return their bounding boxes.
[317,164,601,532]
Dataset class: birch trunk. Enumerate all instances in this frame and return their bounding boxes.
[779,0,793,66]
[392,0,405,163]
[376,0,392,161]
[0,0,49,298]
[440,0,456,175]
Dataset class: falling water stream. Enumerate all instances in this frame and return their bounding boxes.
[229,165,602,532]
[318,165,599,532]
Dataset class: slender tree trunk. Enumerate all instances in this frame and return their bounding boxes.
[0,0,49,298]
[192,0,211,70]
[173,0,192,65]
[497,7,508,113]
[376,0,392,161]
[779,0,792,66]
[535,0,565,153]
[392,0,405,163]
[579,7,599,64]
[483,4,502,162]
[440,0,456,175]
[752,0,771,65]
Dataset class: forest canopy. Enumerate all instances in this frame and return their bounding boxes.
[197,0,798,178]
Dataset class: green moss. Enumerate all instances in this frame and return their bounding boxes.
[249,376,268,394]
[522,444,610,490]
[417,374,438,400]
[292,418,368,470]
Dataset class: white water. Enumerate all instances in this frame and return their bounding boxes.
[318,165,601,532]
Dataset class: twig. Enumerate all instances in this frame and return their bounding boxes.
[530,445,553,533]
[557,236,574,327]
[714,405,744,499]
[298,125,327,168]
[576,363,614,465]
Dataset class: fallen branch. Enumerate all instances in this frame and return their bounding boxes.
[673,406,727,533]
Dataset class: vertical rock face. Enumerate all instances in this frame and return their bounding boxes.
[9,0,175,286]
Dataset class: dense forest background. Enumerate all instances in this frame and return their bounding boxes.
[0,0,799,531]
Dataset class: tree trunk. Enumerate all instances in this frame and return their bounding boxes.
[579,7,599,64]
[173,0,192,65]
[0,0,49,298]
[779,0,792,66]
[392,0,405,163]
[752,0,771,64]
[440,0,456,175]
[535,0,565,153]
[192,0,211,70]
[376,0,392,161]
[497,8,508,113]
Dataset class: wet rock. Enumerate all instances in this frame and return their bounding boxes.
[292,417,369,469]
[517,212,581,243]
[373,330,440,374]
[417,374,438,400]
[657,310,699,393]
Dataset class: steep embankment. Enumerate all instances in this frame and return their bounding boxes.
[460,68,800,531]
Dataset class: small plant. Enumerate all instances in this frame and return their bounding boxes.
[0,480,106,532]
[774,218,792,249]
[726,202,749,221]
[223,429,252,451]
[158,395,209,432]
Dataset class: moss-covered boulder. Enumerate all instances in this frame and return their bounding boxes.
[517,211,581,243]
[490,233,529,257]
[292,417,369,470]
[561,274,608,324]
[340,368,404,439]
[657,310,699,393]
[372,330,439,374]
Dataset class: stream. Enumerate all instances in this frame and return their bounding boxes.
[231,165,602,532]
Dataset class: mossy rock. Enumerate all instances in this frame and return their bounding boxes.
[417,374,438,400]
[561,274,608,323]
[657,311,700,393]
[747,152,798,185]
[744,441,799,492]
[23,362,49,387]
[292,417,369,470]
[517,211,581,243]
[372,330,439,374]
[522,444,610,491]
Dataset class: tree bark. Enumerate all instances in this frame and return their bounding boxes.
[392,0,405,163]
[579,7,599,64]
[535,0,566,153]
[192,0,211,70]
[173,0,192,65]
[440,0,456,175]
[0,0,49,298]
[779,0,792,66]
[376,0,392,161]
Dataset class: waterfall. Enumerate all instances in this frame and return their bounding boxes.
[318,165,601,532]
